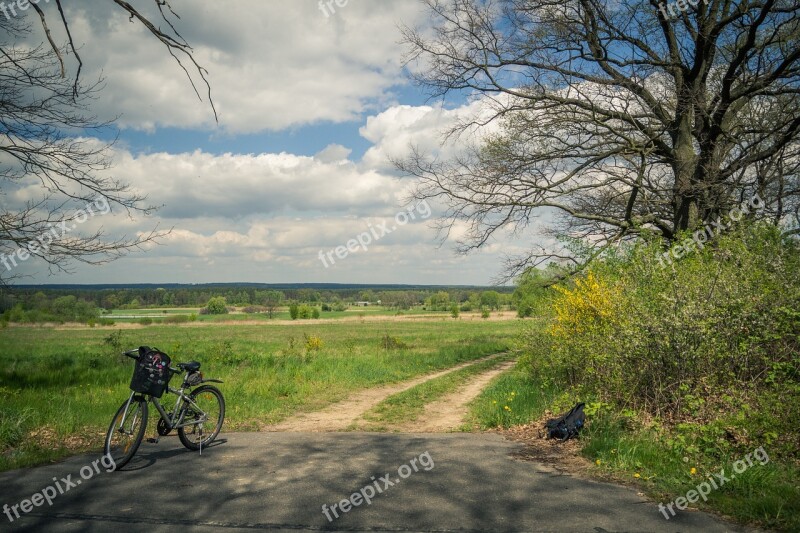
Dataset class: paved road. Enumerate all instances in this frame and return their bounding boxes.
[0,432,757,532]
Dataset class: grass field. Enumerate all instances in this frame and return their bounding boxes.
[0,317,519,471]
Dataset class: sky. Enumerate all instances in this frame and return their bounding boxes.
[5,0,544,286]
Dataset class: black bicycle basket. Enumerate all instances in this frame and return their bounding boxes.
[129,347,172,398]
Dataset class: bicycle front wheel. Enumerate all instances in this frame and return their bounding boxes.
[178,385,225,451]
[104,396,148,469]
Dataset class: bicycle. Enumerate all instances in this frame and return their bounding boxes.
[104,346,225,469]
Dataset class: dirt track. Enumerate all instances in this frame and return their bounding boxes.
[266,353,513,432]
[394,359,517,432]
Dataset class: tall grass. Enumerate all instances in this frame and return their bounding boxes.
[467,368,555,429]
[0,319,518,471]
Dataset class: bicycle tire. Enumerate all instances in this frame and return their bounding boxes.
[104,397,148,469]
[178,385,225,451]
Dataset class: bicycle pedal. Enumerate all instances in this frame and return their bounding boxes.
[146,438,159,444]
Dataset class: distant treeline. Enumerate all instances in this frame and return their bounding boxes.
[0,285,517,320]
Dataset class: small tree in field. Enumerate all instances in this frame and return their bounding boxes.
[259,290,284,319]
[204,297,228,315]
[450,304,460,319]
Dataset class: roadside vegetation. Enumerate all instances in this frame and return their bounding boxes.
[471,223,800,532]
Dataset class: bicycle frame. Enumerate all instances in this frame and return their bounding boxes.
[153,384,209,431]
[116,375,207,433]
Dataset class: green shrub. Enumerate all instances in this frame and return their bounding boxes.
[138,317,153,326]
[204,297,229,315]
[304,334,323,351]
[289,303,299,320]
[521,223,800,460]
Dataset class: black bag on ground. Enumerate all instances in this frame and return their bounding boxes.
[544,402,586,441]
[129,346,172,398]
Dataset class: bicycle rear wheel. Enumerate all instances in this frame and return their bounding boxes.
[178,385,225,451]
[104,396,148,469]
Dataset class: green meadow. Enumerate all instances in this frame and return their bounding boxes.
[0,317,518,471]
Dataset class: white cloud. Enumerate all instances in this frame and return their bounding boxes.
[108,148,404,220]
[47,1,428,134]
[360,99,500,170]
[4,0,552,286]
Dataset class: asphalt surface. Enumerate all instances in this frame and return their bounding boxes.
[0,432,758,533]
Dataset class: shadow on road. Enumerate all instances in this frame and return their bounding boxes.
[0,433,757,533]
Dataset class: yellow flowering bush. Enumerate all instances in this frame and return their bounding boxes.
[550,271,619,338]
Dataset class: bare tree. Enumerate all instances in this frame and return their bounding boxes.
[0,1,216,284]
[398,0,800,280]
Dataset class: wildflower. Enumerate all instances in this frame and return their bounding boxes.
[595,459,601,466]
[634,473,641,478]
[690,467,697,475]
[503,405,511,411]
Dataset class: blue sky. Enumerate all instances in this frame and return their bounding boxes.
[4,0,541,286]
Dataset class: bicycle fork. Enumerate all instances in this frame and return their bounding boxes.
[117,391,138,434]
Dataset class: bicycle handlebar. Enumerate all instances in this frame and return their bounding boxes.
[122,348,183,374]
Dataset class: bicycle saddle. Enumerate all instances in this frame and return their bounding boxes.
[178,361,201,372]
